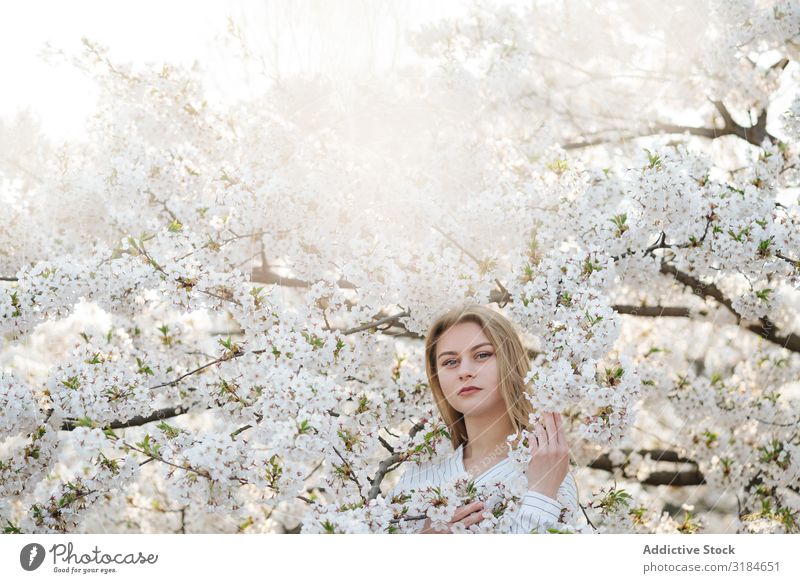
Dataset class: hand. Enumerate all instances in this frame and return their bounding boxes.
[419,500,487,534]
[526,412,570,500]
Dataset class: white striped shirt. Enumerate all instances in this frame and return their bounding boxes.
[386,442,581,534]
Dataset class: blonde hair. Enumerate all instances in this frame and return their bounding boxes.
[424,302,536,450]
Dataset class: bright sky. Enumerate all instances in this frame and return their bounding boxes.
[0,0,476,140]
[3,0,796,152]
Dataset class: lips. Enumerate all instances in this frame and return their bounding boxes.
[458,385,482,395]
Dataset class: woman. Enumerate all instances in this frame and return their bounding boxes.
[388,303,580,533]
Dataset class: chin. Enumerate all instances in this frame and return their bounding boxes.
[459,400,496,416]
[463,397,504,415]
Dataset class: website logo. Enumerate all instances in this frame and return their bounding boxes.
[20,543,46,571]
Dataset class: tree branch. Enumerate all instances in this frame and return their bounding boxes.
[250,265,357,291]
[563,100,775,150]
[587,448,705,487]
[367,421,426,501]
[343,310,410,335]
[61,405,192,431]
[612,305,697,318]
[661,262,800,353]
[658,262,738,316]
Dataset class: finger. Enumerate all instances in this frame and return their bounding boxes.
[452,500,483,522]
[451,505,471,523]
[543,412,557,448]
[533,424,547,451]
[450,506,483,531]
[461,508,488,528]
[460,513,485,529]
[554,412,564,447]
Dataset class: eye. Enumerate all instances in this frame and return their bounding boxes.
[476,351,492,359]
[442,358,456,367]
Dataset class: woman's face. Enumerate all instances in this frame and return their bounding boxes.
[435,321,505,417]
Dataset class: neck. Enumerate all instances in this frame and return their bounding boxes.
[463,409,516,463]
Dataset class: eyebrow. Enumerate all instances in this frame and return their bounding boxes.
[437,342,493,359]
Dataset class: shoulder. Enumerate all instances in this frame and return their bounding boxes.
[395,451,456,490]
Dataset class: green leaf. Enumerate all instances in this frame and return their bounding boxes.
[135,357,154,376]
[333,338,346,360]
[756,236,773,257]
[610,213,628,237]
[546,158,569,174]
[643,148,662,169]
[157,421,181,439]
[61,376,81,390]
[76,417,95,428]
[755,288,773,302]
[354,394,370,415]
[135,434,161,458]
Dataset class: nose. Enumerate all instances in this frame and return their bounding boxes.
[458,361,477,380]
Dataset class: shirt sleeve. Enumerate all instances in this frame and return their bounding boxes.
[509,471,580,534]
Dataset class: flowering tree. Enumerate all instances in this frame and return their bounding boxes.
[1,0,799,533]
